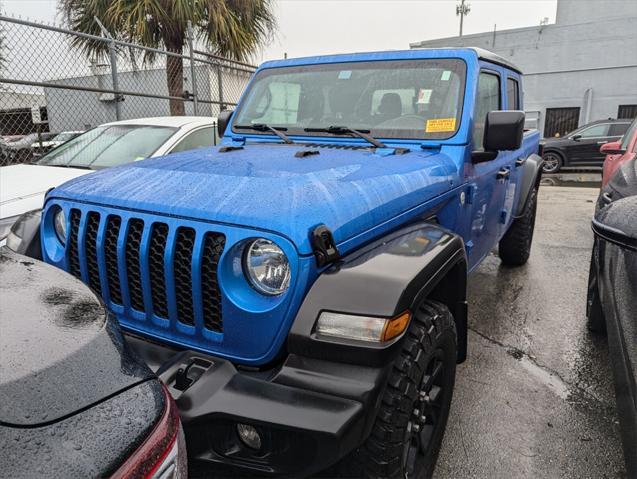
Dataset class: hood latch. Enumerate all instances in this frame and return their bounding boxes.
[311,225,340,267]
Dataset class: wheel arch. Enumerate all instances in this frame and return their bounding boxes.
[288,222,468,366]
[419,258,468,362]
[514,153,544,218]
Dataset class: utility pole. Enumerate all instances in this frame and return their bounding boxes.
[456,0,471,37]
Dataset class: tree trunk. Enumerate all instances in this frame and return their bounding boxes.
[166,46,185,116]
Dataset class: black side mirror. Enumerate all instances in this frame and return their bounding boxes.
[217,109,234,138]
[472,110,525,163]
[484,110,525,151]
[571,134,581,141]
[592,196,637,250]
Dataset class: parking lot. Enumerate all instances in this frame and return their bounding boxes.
[435,180,626,478]
[1,0,635,476]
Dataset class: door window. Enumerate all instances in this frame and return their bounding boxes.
[170,127,216,153]
[473,72,501,150]
[576,124,609,138]
[506,78,520,110]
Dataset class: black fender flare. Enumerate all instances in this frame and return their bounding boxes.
[514,153,543,218]
[288,222,468,367]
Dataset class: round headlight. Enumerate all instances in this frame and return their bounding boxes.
[53,208,67,244]
[243,239,291,296]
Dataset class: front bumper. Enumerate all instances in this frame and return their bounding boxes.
[125,333,391,477]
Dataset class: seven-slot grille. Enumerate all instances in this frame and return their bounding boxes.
[66,208,225,332]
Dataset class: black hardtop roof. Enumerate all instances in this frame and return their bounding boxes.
[408,47,522,74]
[465,47,522,74]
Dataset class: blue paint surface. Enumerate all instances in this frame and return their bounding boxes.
[49,145,459,256]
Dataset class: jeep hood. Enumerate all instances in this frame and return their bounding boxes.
[48,144,458,255]
[0,250,153,426]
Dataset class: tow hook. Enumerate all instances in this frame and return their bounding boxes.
[170,357,212,392]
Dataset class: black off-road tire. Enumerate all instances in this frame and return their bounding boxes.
[499,188,538,266]
[333,300,457,479]
[586,242,606,333]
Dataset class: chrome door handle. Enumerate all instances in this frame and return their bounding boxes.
[597,141,608,145]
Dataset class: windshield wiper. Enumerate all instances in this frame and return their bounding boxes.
[234,124,294,144]
[304,126,386,149]
[41,163,93,170]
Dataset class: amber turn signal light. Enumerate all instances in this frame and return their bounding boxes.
[381,311,411,342]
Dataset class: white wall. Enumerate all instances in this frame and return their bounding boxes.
[410,11,637,137]
[556,0,637,25]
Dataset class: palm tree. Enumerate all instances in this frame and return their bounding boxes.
[60,0,275,115]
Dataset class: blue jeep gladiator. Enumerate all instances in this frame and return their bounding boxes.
[41,48,541,478]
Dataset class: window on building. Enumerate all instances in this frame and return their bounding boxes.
[617,104,637,120]
[544,107,580,138]
[473,71,501,149]
[506,78,520,110]
[170,127,216,153]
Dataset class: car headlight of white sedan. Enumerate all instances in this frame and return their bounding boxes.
[0,215,20,241]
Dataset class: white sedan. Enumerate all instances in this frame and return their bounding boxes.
[0,116,218,242]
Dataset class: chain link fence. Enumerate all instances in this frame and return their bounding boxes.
[0,15,256,165]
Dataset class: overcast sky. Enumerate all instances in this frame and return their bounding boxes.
[2,0,558,61]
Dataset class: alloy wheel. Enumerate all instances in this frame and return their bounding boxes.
[542,152,561,173]
[402,349,446,478]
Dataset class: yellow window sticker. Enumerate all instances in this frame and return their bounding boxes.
[426,118,456,133]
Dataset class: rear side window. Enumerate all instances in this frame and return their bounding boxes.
[171,127,216,153]
[609,122,630,137]
[473,72,501,149]
[506,78,520,110]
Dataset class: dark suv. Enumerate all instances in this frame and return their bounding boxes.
[541,119,632,173]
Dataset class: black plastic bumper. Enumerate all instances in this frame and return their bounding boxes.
[125,334,391,477]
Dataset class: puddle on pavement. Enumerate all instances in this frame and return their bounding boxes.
[518,355,570,399]
[541,172,601,188]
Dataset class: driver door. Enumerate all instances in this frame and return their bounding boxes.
[568,123,610,164]
[465,69,510,270]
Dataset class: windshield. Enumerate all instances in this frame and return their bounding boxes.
[37,125,177,169]
[233,59,466,141]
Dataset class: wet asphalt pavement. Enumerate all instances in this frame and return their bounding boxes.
[435,181,626,478]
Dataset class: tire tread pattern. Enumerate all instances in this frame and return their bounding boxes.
[499,187,538,266]
[332,300,457,479]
